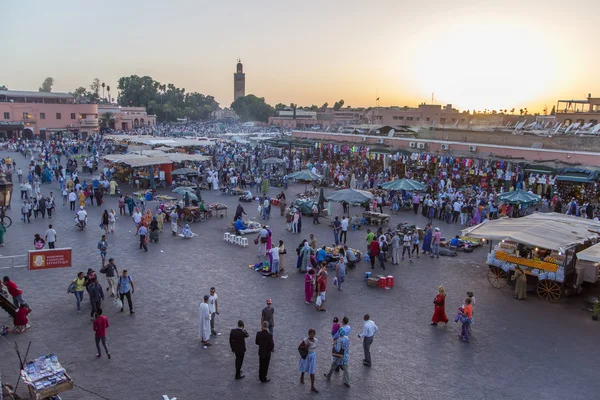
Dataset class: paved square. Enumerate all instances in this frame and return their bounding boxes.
[0,151,598,400]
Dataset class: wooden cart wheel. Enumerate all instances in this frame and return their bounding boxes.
[537,279,561,302]
[487,266,508,288]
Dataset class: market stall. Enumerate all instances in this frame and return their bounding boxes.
[462,213,600,302]
[21,355,73,400]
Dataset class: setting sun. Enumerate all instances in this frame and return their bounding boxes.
[409,19,559,111]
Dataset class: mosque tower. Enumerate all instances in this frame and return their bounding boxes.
[234,59,245,101]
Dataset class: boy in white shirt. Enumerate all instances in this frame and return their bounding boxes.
[208,287,220,336]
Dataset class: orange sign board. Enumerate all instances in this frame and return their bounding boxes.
[28,248,72,270]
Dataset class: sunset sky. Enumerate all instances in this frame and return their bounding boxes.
[2,0,599,113]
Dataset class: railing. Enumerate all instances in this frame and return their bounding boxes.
[0,254,27,269]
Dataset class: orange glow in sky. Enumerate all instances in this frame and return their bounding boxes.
[2,0,599,113]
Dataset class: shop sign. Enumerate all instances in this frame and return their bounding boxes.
[28,248,72,270]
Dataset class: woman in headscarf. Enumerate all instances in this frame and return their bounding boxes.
[422,226,432,255]
[155,209,165,232]
[304,269,315,304]
[470,208,481,226]
[299,241,315,272]
[266,228,273,254]
[149,217,160,243]
[143,209,153,226]
[323,326,350,387]
[181,224,194,238]
[431,286,448,325]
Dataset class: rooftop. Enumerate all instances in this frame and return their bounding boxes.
[0,89,74,99]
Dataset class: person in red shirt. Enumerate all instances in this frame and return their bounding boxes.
[13,303,31,333]
[315,272,327,312]
[368,240,380,270]
[2,276,25,307]
[93,308,111,359]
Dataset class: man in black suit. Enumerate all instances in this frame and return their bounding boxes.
[255,321,274,383]
[229,320,249,380]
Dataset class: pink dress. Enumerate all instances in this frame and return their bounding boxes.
[304,273,314,303]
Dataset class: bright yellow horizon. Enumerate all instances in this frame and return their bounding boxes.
[2,0,599,113]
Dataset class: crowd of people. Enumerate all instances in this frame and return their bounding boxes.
[1,128,598,396]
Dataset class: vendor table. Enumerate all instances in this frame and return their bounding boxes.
[22,355,73,400]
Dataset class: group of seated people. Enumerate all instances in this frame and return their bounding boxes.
[314,245,358,269]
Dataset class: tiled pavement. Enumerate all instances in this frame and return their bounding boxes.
[0,150,598,400]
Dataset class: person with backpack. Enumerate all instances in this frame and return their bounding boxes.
[87,278,104,321]
[116,270,135,314]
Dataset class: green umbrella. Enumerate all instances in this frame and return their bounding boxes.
[497,189,541,205]
[326,189,373,204]
[381,178,425,191]
[288,169,323,181]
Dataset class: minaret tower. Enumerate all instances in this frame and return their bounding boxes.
[234,59,245,101]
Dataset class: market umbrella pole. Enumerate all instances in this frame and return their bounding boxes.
[13,340,31,392]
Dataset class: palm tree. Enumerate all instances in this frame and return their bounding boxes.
[519,109,524,116]
[106,86,111,103]
[101,82,105,102]
[100,112,114,128]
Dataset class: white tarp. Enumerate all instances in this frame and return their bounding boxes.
[576,243,600,262]
[461,212,600,251]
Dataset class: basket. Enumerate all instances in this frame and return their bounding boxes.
[367,277,379,287]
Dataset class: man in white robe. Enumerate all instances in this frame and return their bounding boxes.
[212,171,219,191]
[199,295,212,345]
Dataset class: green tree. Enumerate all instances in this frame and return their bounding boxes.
[274,103,287,110]
[106,85,111,103]
[333,99,345,111]
[90,78,101,101]
[39,77,54,92]
[309,104,318,111]
[230,94,275,122]
[72,86,87,97]
[100,112,114,128]
[321,102,328,110]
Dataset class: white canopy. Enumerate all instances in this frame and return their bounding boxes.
[461,212,600,251]
[576,243,600,263]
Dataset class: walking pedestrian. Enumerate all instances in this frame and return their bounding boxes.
[208,287,220,336]
[137,224,148,252]
[255,321,274,383]
[199,295,211,346]
[411,230,420,258]
[87,278,104,321]
[100,258,119,297]
[256,225,268,257]
[358,314,378,367]
[21,200,30,223]
[298,328,319,393]
[229,320,249,379]
[68,271,86,313]
[335,258,346,291]
[97,235,108,268]
[332,216,341,245]
[93,308,111,359]
[68,190,77,211]
[117,270,135,314]
[43,224,56,249]
[340,216,349,244]
[431,227,441,258]
[431,286,449,325]
[402,231,412,262]
[261,299,275,335]
[324,327,350,387]
[315,271,327,311]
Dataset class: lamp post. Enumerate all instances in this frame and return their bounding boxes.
[0,174,14,227]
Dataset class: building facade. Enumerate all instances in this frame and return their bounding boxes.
[234,60,245,101]
[364,104,475,127]
[0,90,99,139]
[554,94,600,126]
[97,105,156,131]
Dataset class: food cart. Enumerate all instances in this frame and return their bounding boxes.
[462,212,600,302]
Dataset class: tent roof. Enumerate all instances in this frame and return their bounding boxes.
[461,212,600,251]
[576,243,600,263]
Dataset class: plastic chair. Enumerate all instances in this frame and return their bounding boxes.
[240,237,249,247]
[224,232,231,241]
